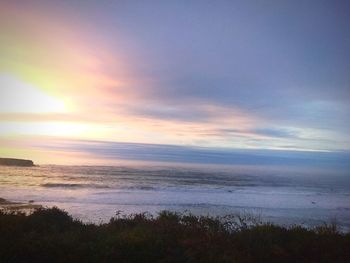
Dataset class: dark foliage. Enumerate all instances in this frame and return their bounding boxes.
[0,208,349,263]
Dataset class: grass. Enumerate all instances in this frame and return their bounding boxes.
[0,207,349,263]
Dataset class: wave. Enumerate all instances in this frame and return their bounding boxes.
[41,183,109,189]
[125,186,156,190]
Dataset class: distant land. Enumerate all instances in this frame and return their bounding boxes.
[0,158,34,167]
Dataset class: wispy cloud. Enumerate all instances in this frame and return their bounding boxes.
[2,137,349,169]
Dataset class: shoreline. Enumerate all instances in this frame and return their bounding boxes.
[0,197,42,211]
[1,196,349,233]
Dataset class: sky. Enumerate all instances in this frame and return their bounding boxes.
[0,0,350,165]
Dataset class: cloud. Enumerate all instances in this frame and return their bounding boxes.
[252,128,298,139]
[7,137,349,169]
[1,0,350,154]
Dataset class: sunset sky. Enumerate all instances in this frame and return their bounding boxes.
[1,0,350,165]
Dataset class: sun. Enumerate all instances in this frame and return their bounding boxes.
[0,73,67,114]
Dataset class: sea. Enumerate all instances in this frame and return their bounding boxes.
[1,163,349,231]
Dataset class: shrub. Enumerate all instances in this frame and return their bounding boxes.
[0,208,349,263]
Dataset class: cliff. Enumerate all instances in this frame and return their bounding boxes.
[0,158,34,167]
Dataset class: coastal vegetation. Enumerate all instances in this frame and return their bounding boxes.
[0,207,349,263]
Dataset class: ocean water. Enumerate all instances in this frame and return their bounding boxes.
[0,164,349,231]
